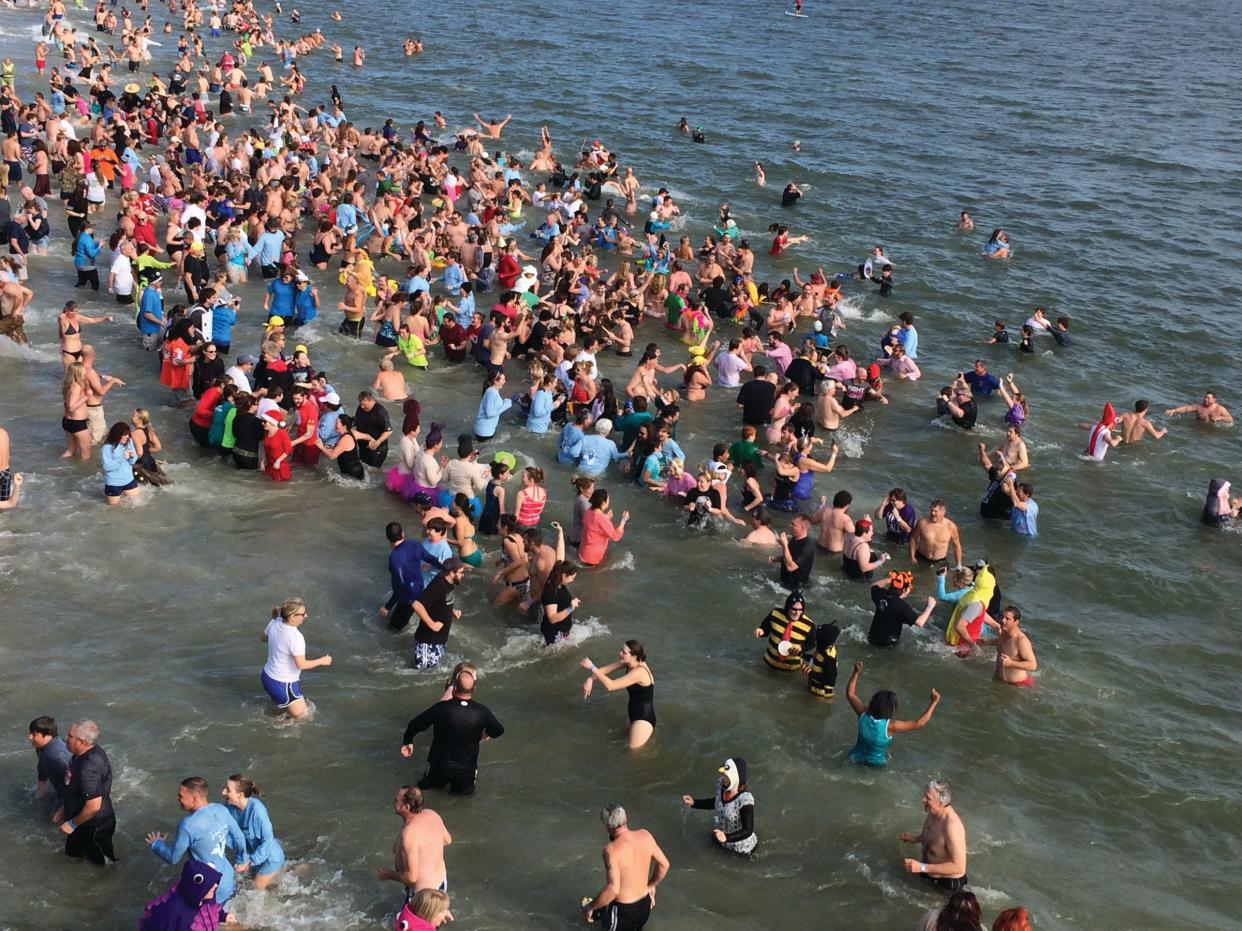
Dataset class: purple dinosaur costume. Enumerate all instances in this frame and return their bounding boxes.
[139,857,231,931]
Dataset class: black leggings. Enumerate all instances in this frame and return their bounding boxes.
[76,268,99,290]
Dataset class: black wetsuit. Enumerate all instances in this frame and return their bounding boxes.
[403,697,505,795]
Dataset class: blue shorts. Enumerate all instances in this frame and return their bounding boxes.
[261,670,303,707]
[254,852,286,876]
[104,479,138,497]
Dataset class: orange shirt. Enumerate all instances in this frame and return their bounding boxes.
[160,338,192,390]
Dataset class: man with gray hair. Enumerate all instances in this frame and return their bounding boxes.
[53,720,117,864]
[582,804,670,929]
[900,779,967,892]
[576,418,628,478]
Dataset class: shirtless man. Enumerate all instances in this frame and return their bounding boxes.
[583,804,670,931]
[992,425,1029,472]
[908,501,962,567]
[472,113,512,139]
[1166,391,1232,425]
[1117,400,1167,444]
[810,490,855,554]
[900,780,968,892]
[521,523,564,613]
[815,379,858,433]
[625,352,682,400]
[984,606,1038,687]
[82,345,125,446]
[377,786,452,900]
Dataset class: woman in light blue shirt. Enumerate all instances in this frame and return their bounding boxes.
[474,371,512,441]
[223,774,286,890]
[100,422,140,505]
[525,375,557,434]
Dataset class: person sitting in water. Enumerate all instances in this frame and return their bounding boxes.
[845,661,940,765]
[680,757,757,855]
[983,228,1011,258]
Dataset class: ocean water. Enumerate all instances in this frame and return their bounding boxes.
[1,1,1240,929]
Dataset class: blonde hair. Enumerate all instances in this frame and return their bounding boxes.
[409,888,449,921]
[62,362,88,397]
[133,407,152,428]
[278,598,307,620]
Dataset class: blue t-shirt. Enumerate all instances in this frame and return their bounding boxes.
[267,278,297,317]
[151,802,246,904]
[317,409,342,447]
[964,370,1000,396]
[420,539,453,587]
[334,203,358,231]
[1011,499,1038,536]
[577,435,625,477]
[211,303,237,345]
[36,737,73,803]
[137,288,164,335]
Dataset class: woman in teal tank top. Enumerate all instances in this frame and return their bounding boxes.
[845,661,941,766]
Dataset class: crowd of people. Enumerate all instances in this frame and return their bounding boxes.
[5,0,1236,929]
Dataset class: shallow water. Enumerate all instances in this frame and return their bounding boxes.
[1,1,1241,929]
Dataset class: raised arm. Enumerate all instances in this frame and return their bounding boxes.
[890,688,941,733]
[845,660,866,716]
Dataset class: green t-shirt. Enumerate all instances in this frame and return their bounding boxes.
[728,439,763,470]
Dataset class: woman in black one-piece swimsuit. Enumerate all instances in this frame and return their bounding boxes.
[579,639,655,749]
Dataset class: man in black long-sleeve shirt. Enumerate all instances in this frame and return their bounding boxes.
[400,668,504,795]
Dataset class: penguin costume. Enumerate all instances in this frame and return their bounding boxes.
[683,757,757,855]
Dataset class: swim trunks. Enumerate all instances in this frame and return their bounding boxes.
[914,551,947,566]
[413,642,446,670]
[1006,676,1034,688]
[593,895,652,931]
[924,873,969,893]
[260,670,303,707]
[104,479,138,497]
[86,405,106,444]
[62,417,88,433]
[0,468,12,502]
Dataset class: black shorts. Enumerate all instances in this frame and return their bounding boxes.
[914,551,946,566]
[593,895,652,931]
[925,873,969,893]
[64,814,117,865]
[62,417,88,433]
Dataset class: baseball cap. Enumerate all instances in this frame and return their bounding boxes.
[442,557,466,573]
[322,391,341,406]
[237,353,259,365]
